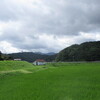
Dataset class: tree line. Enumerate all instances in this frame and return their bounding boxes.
[0,51,12,61]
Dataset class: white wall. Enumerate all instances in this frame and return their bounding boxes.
[38,62,45,65]
[33,61,45,65]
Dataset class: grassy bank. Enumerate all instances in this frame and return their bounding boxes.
[0,61,34,71]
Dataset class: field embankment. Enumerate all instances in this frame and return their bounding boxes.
[0,61,46,74]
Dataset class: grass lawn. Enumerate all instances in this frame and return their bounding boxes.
[0,61,100,100]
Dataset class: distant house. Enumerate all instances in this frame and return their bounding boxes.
[33,59,46,65]
[14,58,21,61]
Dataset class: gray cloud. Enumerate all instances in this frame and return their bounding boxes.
[0,0,100,53]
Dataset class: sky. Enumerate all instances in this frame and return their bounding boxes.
[0,0,100,53]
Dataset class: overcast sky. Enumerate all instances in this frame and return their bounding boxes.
[0,0,100,53]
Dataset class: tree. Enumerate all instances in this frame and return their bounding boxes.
[0,51,3,60]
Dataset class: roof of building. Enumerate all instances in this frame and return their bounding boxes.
[35,59,45,62]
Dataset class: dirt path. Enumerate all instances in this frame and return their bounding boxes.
[0,67,48,74]
[0,69,32,74]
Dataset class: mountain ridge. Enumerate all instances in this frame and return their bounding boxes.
[56,41,100,62]
[9,52,57,62]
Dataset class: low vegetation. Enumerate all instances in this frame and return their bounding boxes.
[0,61,100,100]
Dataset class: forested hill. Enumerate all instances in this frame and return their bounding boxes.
[56,41,100,62]
[9,52,56,62]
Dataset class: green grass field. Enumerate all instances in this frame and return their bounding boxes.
[0,61,100,100]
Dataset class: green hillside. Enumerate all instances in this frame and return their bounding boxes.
[56,41,100,62]
[0,62,100,100]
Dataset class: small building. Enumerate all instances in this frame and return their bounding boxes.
[33,59,46,65]
[14,58,21,61]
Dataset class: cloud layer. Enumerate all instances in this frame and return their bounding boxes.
[0,0,100,53]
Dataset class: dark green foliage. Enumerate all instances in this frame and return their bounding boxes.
[56,41,100,61]
[0,51,13,61]
[2,54,13,60]
[9,52,57,62]
[0,51,3,60]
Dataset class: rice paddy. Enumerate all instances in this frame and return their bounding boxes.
[0,61,100,100]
